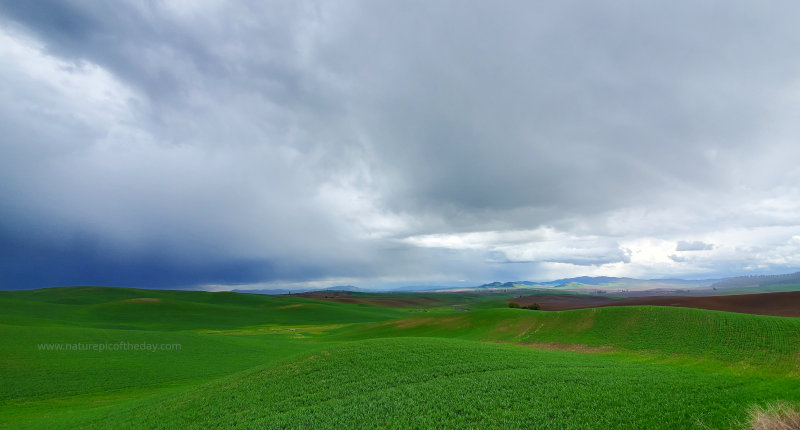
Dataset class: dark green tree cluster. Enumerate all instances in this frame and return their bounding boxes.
[508,302,539,310]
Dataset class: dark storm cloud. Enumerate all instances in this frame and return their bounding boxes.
[337,1,800,222]
[0,229,278,289]
[2,1,800,289]
[0,0,368,288]
[0,0,191,96]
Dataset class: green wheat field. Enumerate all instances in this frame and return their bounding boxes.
[1,287,798,429]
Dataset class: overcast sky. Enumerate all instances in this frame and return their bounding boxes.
[2,1,800,290]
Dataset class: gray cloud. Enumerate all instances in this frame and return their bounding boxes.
[1,1,800,289]
[676,241,715,252]
[333,2,800,220]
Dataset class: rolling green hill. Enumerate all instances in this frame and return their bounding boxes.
[0,286,409,330]
[337,306,800,373]
[67,338,800,429]
[1,286,798,429]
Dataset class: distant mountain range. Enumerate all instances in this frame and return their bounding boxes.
[234,272,800,295]
[476,276,717,290]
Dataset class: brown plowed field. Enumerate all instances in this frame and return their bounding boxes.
[515,291,800,317]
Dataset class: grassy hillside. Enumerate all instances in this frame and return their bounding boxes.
[0,287,408,428]
[0,286,409,330]
[67,338,800,429]
[337,306,800,373]
[0,324,317,402]
[2,286,799,429]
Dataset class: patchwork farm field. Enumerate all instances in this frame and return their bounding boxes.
[512,290,800,317]
[1,287,798,429]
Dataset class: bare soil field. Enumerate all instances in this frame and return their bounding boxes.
[516,291,800,317]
